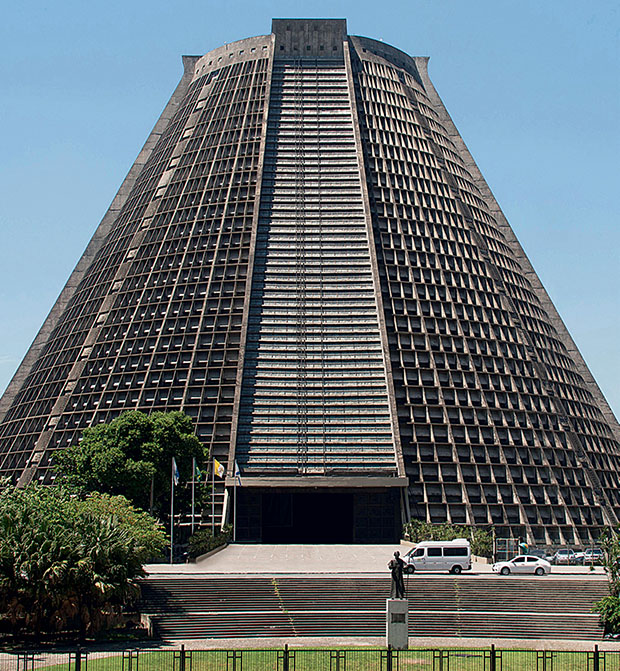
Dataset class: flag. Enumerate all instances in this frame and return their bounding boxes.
[234,460,242,486]
[213,458,225,479]
[194,461,202,481]
[172,457,180,486]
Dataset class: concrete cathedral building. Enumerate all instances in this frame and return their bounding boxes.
[1,19,619,546]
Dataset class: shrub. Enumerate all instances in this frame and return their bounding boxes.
[403,520,492,558]
[0,484,166,638]
[593,527,620,633]
[594,595,620,634]
[188,526,231,559]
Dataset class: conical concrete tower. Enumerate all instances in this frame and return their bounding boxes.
[1,19,618,546]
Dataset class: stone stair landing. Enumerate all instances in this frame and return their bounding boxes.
[139,575,607,640]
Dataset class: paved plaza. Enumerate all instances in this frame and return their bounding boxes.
[145,543,607,577]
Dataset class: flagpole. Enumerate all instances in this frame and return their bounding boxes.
[211,459,215,536]
[233,471,237,543]
[233,461,240,543]
[191,457,196,535]
[170,456,174,564]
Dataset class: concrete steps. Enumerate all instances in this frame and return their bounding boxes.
[139,575,607,640]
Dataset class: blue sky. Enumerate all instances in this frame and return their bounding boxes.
[1,0,618,416]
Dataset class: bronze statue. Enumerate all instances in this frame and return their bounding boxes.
[388,550,406,598]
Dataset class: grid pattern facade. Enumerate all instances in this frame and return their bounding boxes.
[0,20,619,544]
[349,38,620,544]
[0,47,270,528]
[236,59,396,475]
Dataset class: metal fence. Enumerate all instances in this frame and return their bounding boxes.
[2,645,619,671]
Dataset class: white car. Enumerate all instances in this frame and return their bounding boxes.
[492,554,551,576]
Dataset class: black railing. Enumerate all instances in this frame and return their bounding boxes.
[3,644,619,671]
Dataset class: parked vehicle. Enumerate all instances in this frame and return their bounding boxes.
[580,548,604,565]
[548,549,578,565]
[492,555,551,576]
[527,548,548,559]
[403,539,471,574]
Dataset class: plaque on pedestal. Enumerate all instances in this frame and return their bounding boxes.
[386,598,409,649]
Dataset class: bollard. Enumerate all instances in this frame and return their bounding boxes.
[179,644,186,671]
[489,644,496,671]
[75,645,81,671]
[283,644,289,671]
[593,644,600,671]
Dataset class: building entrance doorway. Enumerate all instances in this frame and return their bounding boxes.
[262,492,354,543]
[235,488,400,543]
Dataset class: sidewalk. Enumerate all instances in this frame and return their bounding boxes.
[3,635,618,655]
[134,636,620,652]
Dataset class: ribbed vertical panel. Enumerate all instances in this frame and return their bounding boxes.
[236,60,397,475]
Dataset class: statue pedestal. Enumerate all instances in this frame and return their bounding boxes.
[386,598,409,649]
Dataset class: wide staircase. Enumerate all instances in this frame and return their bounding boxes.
[139,575,607,640]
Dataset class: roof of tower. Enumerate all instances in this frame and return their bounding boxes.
[271,18,347,60]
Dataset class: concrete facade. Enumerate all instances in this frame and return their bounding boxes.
[1,19,619,545]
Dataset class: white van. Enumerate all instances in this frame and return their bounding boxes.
[403,538,471,574]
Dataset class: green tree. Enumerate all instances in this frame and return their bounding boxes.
[593,527,620,633]
[598,527,620,596]
[54,410,206,514]
[0,484,166,639]
[79,492,168,565]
